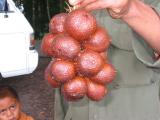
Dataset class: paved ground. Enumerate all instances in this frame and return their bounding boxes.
[0,56,55,120]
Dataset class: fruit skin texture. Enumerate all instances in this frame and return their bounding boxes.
[65,9,97,42]
[52,34,81,60]
[44,61,61,88]
[49,13,68,34]
[99,52,108,62]
[51,60,76,83]
[61,76,87,101]
[77,50,104,76]
[90,63,116,85]
[41,33,57,57]
[83,27,111,52]
[41,8,116,102]
[86,78,107,101]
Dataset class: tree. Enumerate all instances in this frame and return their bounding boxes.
[14,0,65,39]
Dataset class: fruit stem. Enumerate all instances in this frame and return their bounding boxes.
[64,1,72,12]
[64,1,79,12]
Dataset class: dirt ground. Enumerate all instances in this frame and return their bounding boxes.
[0,57,55,120]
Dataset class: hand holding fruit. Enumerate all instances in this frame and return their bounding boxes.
[68,0,130,18]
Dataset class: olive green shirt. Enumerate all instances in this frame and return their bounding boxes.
[54,1,160,120]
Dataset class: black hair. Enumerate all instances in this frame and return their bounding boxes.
[0,85,19,101]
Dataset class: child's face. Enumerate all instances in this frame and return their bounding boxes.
[0,96,21,120]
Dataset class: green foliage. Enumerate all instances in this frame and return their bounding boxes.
[14,0,66,40]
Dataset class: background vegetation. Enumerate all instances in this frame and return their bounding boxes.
[13,0,65,39]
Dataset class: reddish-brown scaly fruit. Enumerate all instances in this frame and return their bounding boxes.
[61,76,87,101]
[90,63,116,85]
[65,9,97,42]
[41,33,57,57]
[51,60,76,83]
[83,27,111,52]
[86,78,107,101]
[77,50,104,76]
[52,34,81,60]
[99,52,108,62]
[49,13,68,34]
[44,61,61,88]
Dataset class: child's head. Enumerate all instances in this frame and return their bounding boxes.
[0,85,21,120]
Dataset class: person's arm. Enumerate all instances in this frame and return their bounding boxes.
[68,0,160,53]
[121,0,160,53]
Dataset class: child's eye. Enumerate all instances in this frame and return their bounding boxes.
[10,104,16,110]
[0,109,7,115]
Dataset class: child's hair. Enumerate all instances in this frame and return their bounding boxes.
[0,85,19,101]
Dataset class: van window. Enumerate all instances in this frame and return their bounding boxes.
[0,0,13,13]
[0,0,5,11]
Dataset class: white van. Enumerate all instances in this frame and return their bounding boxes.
[0,0,38,78]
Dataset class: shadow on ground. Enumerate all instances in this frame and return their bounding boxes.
[0,57,55,120]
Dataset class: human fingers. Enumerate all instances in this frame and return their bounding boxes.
[78,0,97,8]
[86,0,129,12]
[84,0,110,11]
[68,0,83,6]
